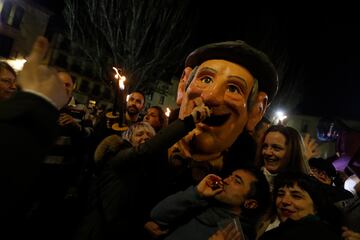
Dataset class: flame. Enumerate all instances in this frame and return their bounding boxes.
[112,67,126,90]
[165,107,171,117]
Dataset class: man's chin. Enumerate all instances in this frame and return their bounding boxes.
[127,109,139,115]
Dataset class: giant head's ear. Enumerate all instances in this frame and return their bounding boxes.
[176,67,193,106]
[243,199,258,209]
[246,91,268,135]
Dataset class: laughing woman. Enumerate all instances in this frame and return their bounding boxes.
[256,125,310,192]
[255,125,311,237]
[259,171,342,240]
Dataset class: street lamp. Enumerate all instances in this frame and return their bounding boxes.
[274,110,287,125]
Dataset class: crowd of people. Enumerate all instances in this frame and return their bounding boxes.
[0,36,359,240]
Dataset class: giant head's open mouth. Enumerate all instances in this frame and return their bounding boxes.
[202,113,231,126]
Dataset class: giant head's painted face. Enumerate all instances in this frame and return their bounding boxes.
[178,59,261,154]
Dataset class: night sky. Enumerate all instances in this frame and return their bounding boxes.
[189,3,360,121]
[33,1,360,120]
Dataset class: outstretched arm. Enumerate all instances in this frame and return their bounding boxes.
[150,173,223,227]
[150,185,208,227]
[109,99,211,170]
[0,36,68,220]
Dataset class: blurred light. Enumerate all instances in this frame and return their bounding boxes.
[112,67,126,90]
[126,94,130,102]
[165,107,171,117]
[88,100,96,109]
[4,58,27,72]
[273,109,287,124]
[275,110,287,121]
[344,174,360,195]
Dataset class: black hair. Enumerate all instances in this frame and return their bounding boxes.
[0,61,16,77]
[130,90,146,104]
[274,171,342,230]
[308,157,337,179]
[147,105,168,131]
[241,166,271,222]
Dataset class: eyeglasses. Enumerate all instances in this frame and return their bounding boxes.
[0,78,16,86]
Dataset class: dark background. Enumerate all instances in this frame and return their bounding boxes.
[33,1,360,121]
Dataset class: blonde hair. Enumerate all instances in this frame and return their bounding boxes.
[122,122,155,145]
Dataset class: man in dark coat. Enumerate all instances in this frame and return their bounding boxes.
[0,36,68,236]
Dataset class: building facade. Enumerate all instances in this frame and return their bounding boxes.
[0,0,51,58]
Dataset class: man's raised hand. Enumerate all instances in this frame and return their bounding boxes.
[18,36,68,109]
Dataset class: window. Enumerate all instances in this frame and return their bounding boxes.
[0,34,13,57]
[301,120,308,133]
[79,80,89,93]
[159,95,165,105]
[0,1,12,23]
[11,6,24,28]
[92,84,101,96]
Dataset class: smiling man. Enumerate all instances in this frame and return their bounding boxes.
[168,40,278,184]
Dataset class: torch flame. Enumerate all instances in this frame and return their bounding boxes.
[112,67,126,90]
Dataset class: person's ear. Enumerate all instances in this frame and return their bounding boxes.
[176,67,192,106]
[244,199,258,209]
[246,92,268,135]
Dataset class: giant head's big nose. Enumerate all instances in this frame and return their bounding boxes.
[200,82,224,107]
